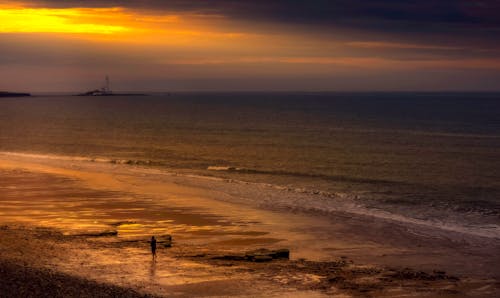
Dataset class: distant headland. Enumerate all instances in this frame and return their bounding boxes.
[76,76,147,96]
[0,91,31,97]
[76,91,147,97]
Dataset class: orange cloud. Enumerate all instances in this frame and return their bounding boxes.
[0,5,130,34]
[0,2,247,45]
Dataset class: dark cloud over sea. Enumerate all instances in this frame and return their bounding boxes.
[2,0,500,91]
[18,0,500,47]
[24,0,500,26]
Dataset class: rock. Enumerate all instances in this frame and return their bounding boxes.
[159,234,172,247]
[387,268,453,281]
[212,255,246,261]
[272,249,290,259]
[246,248,270,255]
[73,230,118,237]
[109,221,136,227]
[245,248,290,262]
[328,276,345,283]
[253,256,273,262]
[209,248,291,263]
[95,231,118,237]
[245,249,269,261]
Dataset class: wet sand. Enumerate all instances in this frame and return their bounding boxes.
[0,153,499,297]
[0,258,151,298]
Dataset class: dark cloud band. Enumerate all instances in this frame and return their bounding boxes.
[16,0,499,48]
[21,0,500,25]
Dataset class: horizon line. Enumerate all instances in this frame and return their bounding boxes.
[19,90,500,95]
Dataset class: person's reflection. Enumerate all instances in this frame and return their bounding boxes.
[150,259,157,278]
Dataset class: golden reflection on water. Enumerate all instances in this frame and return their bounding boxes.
[0,168,260,244]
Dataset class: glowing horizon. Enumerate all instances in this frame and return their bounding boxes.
[0,1,499,91]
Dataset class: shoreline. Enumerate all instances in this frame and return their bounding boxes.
[2,151,498,240]
[0,153,499,296]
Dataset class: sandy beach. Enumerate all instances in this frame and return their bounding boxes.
[1,152,499,297]
[3,0,499,295]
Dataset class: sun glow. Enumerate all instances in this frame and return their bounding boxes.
[0,6,131,34]
[0,3,248,45]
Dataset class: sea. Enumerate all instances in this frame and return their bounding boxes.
[1,92,499,238]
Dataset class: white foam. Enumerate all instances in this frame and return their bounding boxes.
[1,152,96,162]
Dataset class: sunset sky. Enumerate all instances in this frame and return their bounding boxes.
[1,0,499,92]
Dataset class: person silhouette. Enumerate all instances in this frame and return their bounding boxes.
[150,236,157,261]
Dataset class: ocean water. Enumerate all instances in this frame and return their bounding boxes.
[1,92,499,237]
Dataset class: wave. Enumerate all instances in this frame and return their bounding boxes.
[1,152,401,185]
[2,151,499,240]
[207,165,401,186]
[0,152,156,167]
[202,169,500,239]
